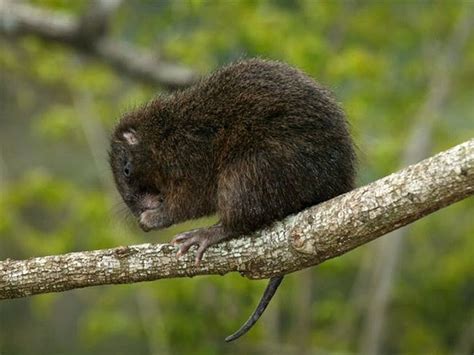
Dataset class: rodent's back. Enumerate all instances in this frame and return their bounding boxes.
[176,59,340,129]
[169,59,353,159]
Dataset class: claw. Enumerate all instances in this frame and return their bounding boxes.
[195,243,210,266]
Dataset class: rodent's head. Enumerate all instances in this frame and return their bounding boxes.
[109,111,171,231]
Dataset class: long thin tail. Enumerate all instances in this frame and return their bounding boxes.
[225,275,284,342]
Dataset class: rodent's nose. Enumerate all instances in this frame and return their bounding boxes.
[138,222,151,232]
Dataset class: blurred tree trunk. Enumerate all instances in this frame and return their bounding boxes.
[292,269,314,354]
[358,6,474,355]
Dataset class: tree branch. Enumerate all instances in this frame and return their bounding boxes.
[0,0,197,89]
[1,139,472,300]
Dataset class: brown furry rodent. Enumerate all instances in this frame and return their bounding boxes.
[109,58,356,342]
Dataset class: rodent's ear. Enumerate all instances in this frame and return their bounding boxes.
[123,129,138,145]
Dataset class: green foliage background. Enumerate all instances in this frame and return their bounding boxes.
[0,1,473,354]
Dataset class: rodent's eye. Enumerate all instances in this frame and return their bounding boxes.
[123,161,132,178]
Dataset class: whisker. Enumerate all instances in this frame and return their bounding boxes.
[107,201,135,226]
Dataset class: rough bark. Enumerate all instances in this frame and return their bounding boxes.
[0,139,473,300]
[0,0,197,89]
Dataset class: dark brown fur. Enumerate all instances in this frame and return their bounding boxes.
[109,58,356,341]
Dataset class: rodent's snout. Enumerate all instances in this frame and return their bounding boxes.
[138,207,171,232]
[138,210,156,232]
[136,193,170,232]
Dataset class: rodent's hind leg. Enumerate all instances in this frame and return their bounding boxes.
[171,224,229,266]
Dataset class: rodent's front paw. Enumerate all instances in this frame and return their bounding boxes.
[171,224,228,266]
[138,209,171,231]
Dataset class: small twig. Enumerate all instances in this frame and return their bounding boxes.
[0,0,197,89]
